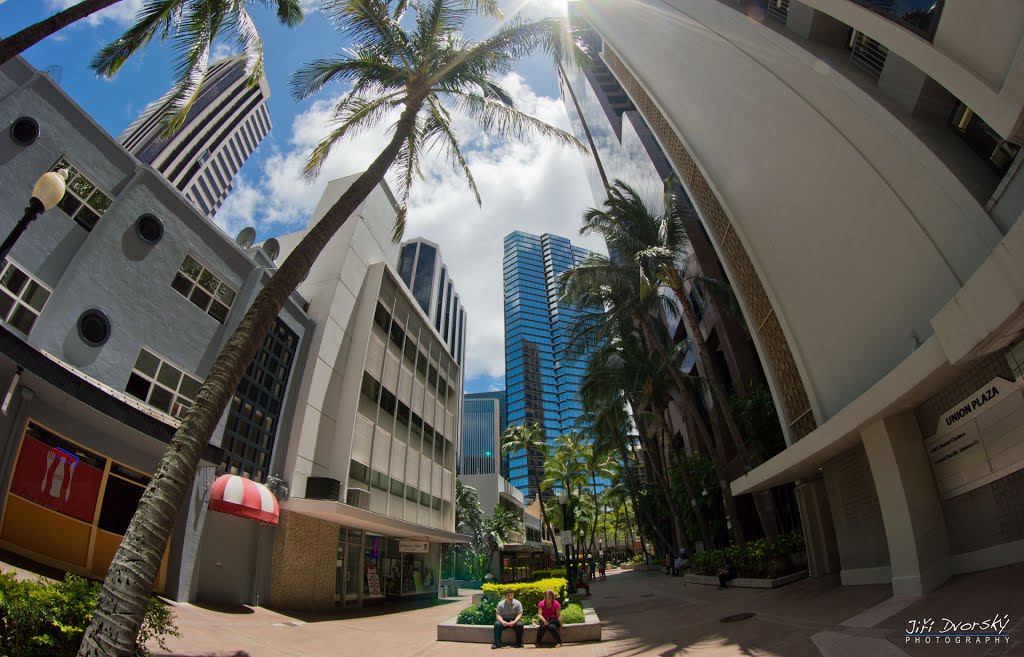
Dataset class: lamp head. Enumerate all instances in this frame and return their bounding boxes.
[32,169,67,210]
[557,492,567,505]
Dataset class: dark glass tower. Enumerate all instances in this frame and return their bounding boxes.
[460,391,506,475]
[503,231,595,501]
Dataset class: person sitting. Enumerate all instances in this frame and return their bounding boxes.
[673,555,685,577]
[534,589,563,648]
[717,557,736,590]
[493,590,524,649]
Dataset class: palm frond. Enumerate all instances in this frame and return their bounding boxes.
[90,0,184,77]
[290,48,407,100]
[423,97,480,206]
[231,6,265,86]
[326,0,414,72]
[444,89,584,152]
[303,91,401,180]
[275,0,306,26]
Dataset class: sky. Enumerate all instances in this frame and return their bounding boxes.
[1,0,608,394]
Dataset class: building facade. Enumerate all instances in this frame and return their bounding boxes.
[268,177,465,610]
[118,55,271,219]
[0,57,311,607]
[569,0,1024,596]
[461,390,505,475]
[459,473,546,581]
[503,231,596,501]
[397,238,467,366]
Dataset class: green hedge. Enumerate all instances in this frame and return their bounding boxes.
[0,571,179,657]
[457,600,585,626]
[481,578,568,612]
[530,568,567,581]
[691,531,806,578]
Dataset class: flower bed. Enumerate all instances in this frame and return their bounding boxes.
[691,531,806,578]
[479,577,568,611]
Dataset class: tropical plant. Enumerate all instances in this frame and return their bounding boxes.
[78,1,586,653]
[501,423,558,544]
[1,0,304,135]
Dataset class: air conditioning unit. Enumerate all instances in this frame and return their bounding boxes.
[346,487,371,510]
[305,477,342,501]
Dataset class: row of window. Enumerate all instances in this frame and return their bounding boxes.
[373,302,457,403]
[348,461,444,510]
[360,372,451,451]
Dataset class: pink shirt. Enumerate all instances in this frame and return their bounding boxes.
[538,599,561,621]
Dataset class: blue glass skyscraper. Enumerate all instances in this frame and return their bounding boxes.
[503,231,595,501]
[461,391,506,475]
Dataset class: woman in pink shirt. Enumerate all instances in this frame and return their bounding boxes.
[534,589,563,647]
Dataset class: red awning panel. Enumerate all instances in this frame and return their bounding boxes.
[208,474,279,525]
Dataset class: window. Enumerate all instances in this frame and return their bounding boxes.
[349,460,369,484]
[51,158,112,231]
[171,255,236,323]
[125,349,202,418]
[0,261,50,335]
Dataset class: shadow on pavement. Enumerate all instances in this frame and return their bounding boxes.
[274,595,462,624]
[155,653,251,657]
[190,602,256,615]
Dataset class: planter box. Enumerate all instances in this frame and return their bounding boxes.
[618,563,654,571]
[437,602,602,644]
[683,570,808,589]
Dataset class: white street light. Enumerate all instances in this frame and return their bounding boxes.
[0,169,68,263]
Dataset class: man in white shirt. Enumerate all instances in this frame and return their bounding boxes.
[493,590,524,649]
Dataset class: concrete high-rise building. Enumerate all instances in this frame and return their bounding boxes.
[502,231,596,501]
[397,238,466,365]
[118,55,271,219]
[460,390,505,475]
[569,0,1024,597]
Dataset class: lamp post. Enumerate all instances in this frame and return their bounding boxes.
[0,169,67,264]
[557,491,573,591]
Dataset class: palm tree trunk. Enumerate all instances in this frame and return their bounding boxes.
[587,471,599,553]
[665,273,780,542]
[0,0,123,66]
[653,401,714,551]
[78,99,424,657]
[611,433,671,554]
[530,467,557,553]
[631,407,686,555]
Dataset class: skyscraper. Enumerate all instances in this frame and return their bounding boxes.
[397,238,467,365]
[460,390,506,475]
[118,55,271,219]
[503,231,596,501]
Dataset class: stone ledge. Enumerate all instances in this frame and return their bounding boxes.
[683,570,808,588]
[437,603,602,643]
[618,563,655,571]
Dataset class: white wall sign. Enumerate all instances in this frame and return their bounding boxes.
[399,540,429,553]
[924,376,1024,499]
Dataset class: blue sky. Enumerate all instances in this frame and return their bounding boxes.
[1,0,606,393]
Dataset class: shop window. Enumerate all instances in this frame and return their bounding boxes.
[0,261,51,336]
[97,469,148,535]
[51,157,112,231]
[125,348,202,418]
[171,254,236,324]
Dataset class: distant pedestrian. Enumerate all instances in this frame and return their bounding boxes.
[588,554,596,581]
[598,557,606,581]
[717,557,736,590]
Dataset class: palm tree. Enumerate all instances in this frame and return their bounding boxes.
[479,506,523,580]
[580,180,780,541]
[2,0,304,134]
[501,423,558,546]
[79,2,585,653]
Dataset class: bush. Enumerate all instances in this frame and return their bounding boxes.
[530,569,567,581]
[457,600,585,626]
[691,531,805,578]
[481,578,568,613]
[0,571,180,657]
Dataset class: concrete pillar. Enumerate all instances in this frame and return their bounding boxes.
[861,413,951,596]
[795,478,840,576]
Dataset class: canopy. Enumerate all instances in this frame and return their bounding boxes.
[208,474,279,525]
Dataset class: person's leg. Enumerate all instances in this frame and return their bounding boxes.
[535,622,548,646]
[494,621,504,647]
[513,621,524,646]
[550,619,562,645]
[718,574,726,589]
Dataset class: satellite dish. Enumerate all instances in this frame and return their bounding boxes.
[235,226,256,249]
[263,238,280,262]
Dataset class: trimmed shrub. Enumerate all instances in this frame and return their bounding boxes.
[456,600,585,626]
[481,577,568,612]
[0,571,180,657]
[530,568,567,581]
[691,531,805,578]
[560,602,585,625]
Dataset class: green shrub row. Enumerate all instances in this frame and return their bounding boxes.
[530,568,567,581]
[457,600,585,626]
[480,578,568,611]
[690,531,806,578]
[0,571,179,657]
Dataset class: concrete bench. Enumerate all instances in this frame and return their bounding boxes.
[437,603,602,644]
[683,570,808,589]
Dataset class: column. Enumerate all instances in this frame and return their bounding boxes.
[861,412,951,596]
[795,477,840,577]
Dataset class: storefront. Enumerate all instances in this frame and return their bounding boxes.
[336,531,439,606]
[500,546,546,583]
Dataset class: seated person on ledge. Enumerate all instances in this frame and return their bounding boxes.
[493,590,524,649]
[535,589,563,647]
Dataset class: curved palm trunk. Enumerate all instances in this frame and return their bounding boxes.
[652,401,714,551]
[611,433,671,554]
[530,465,557,551]
[664,272,780,542]
[0,0,123,66]
[587,470,600,553]
[637,315,745,547]
[78,99,424,657]
[630,405,686,555]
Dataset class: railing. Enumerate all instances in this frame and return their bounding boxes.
[766,0,790,23]
[849,31,888,80]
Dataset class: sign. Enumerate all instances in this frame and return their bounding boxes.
[10,434,104,523]
[365,564,382,597]
[559,530,573,547]
[399,540,429,553]
[924,376,1024,499]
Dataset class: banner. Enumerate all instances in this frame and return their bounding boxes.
[10,434,104,523]
[365,564,382,597]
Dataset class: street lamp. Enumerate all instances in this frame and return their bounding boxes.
[0,169,67,263]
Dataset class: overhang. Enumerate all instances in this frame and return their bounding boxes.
[281,497,472,543]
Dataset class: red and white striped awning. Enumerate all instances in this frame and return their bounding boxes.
[208,474,279,525]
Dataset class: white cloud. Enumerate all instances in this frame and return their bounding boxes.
[216,72,604,384]
[210,41,240,62]
[48,0,144,27]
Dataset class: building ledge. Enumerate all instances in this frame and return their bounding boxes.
[281,497,471,543]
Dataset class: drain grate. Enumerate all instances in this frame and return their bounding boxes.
[719,613,756,623]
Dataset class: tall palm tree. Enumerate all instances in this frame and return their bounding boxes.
[580,180,780,541]
[2,0,304,134]
[501,423,558,546]
[79,2,585,653]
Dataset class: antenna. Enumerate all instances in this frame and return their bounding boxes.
[263,238,280,262]
[235,226,256,249]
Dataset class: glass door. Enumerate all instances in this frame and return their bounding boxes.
[344,543,360,605]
